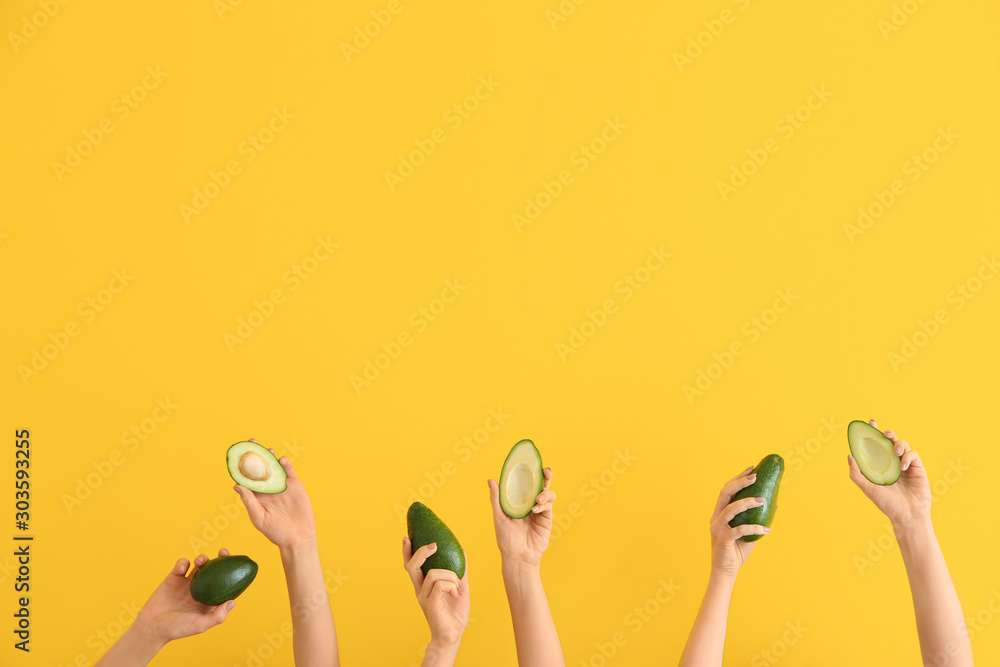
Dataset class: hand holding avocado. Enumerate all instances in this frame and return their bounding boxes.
[489,440,556,568]
[710,465,773,578]
[402,537,471,665]
[848,419,931,528]
[233,439,317,552]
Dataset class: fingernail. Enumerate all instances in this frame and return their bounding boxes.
[763,527,771,533]
[756,498,766,504]
[227,601,236,611]
[902,461,909,471]
[744,465,754,472]
[532,506,541,513]
[748,474,757,481]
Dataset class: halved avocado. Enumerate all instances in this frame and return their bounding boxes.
[848,420,901,485]
[499,439,544,519]
[227,441,287,493]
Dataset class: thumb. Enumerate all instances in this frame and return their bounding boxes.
[487,479,503,519]
[235,485,266,528]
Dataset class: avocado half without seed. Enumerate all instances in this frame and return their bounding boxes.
[848,420,901,485]
[227,441,287,493]
[499,439,544,518]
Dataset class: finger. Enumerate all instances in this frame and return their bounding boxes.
[726,465,755,485]
[869,419,879,430]
[170,558,190,578]
[187,554,210,578]
[900,449,922,473]
[730,523,769,540]
[194,600,236,633]
[234,485,266,526]
[542,467,553,492]
[532,489,557,515]
[249,438,258,443]
[401,537,413,567]
[419,568,461,605]
[460,551,469,588]
[276,455,298,480]
[405,543,438,591]
[487,479,504,519]
[894,439,910,457]
[218,548,230,558]
[719,496,766,524]
[714,472,757,518]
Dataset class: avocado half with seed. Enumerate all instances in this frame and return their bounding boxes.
[227,441,287,493]
[499,439,544,518]
[848,420,901,485]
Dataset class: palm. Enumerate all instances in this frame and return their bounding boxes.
[236,443,316,550]
[139,552,232,643]
[495,515,549,565]
[851,421,932,525]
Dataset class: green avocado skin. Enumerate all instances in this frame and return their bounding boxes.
[407,502,466,579]
[189,555,258,606]
[729,454,784,542]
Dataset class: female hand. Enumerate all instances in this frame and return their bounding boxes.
[134,548,236,644]
[402,539,471,653]
[234,439,317,551]
[488,467,556,567]
[710,466,770,579]
[848,419,932,529]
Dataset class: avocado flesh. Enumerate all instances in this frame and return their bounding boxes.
[729,454,784,542]
[848,420,901,485]
[499,439,544,518]
[407,502,466,579]
[189,555,258,606]
[227,441,287,494]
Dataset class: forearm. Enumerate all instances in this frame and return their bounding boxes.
[281,538,339,667]
[502,560,565,667]
[94,618,164,667]
[679,572,735,667]
[894,517,973,667]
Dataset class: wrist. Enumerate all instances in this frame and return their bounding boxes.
[501,558,541,580]
[891,513,933,542]
[132,609,169,654]
[425,637,462,664]
[278,534,319,560]
[708,568,738,588]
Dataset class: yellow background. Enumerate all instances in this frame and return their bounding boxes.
[2,0,999,665]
